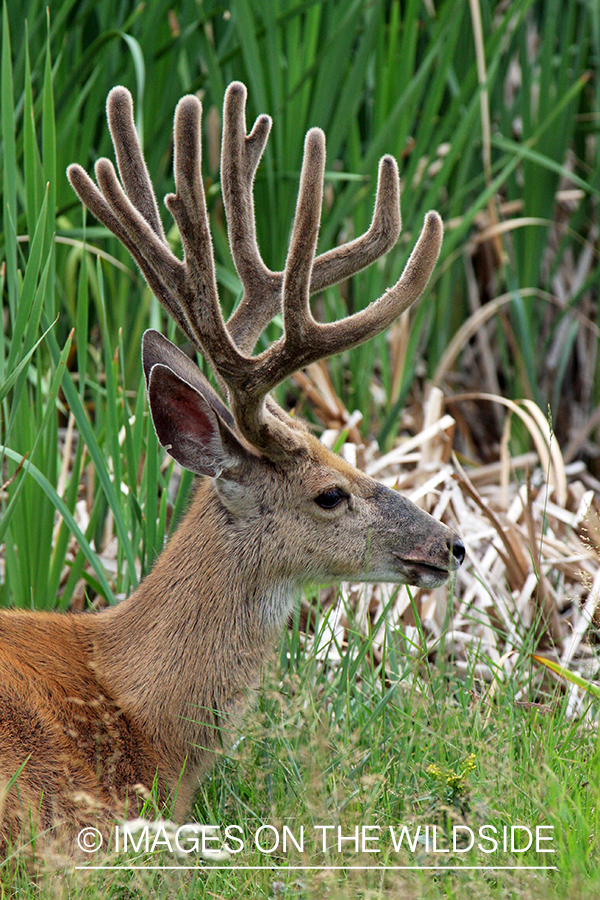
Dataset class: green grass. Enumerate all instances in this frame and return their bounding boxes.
[2,615,600,896]
[1,0,600,896]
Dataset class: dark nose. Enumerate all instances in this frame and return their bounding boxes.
[447,534,465,569]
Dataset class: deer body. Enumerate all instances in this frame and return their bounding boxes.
[0,83,464,852]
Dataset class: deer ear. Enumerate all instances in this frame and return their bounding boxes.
[142,329,236,430]
[147,363,249,477]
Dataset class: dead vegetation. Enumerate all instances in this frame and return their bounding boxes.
[294,364,600,714]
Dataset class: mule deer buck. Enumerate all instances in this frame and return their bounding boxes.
[0,82,464,853]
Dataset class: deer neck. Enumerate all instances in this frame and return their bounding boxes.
[91,479,295,785]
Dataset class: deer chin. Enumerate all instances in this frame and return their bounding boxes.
[392,558,453,588]
[351,559,451,588]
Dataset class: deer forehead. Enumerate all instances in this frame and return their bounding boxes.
[280,433,374,497]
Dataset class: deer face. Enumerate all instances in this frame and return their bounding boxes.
[215,432,462,590]
[145,345,463,591]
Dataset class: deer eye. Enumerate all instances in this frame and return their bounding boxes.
[314,487,349,510]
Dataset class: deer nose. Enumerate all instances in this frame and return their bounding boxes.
[448,534,465,569]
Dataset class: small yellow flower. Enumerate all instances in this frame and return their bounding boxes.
[425,754,477,799]
[464,753,477,772]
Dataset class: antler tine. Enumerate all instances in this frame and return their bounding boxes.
[225,128,325,444]
[223,85,402,356]
[106,87,166,243]
[301,209,443,357]
[93,159,185,295]
[227,211,443,450]
[163,96,235,362]
[309,154,401,292]
[221,84,275,297]
[282,128,326,343]
[220,83,280,354]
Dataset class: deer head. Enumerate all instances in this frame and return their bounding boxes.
[67,83,464,597]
